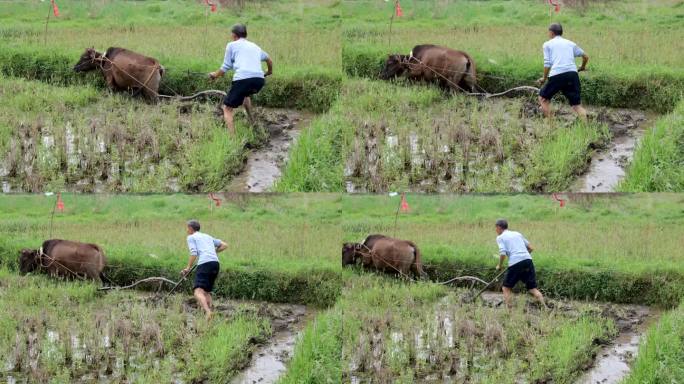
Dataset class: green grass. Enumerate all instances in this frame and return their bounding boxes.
[0,0,342,112]
[325,275,614,383]
[619,100,684,192]
[0,76,269,193]
[0,270,272,383]
[342,0,684,112]
[626,300,684,384]
[342,193,684,307]
[280,79,614,193]
[0,193,343,306]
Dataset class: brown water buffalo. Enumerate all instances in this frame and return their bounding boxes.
[19,239,107,283]
[342,235,427,279]
[73,47,165,101]
[379,44,477,93]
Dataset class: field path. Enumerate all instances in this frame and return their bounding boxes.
[228,109,313,192]
[572,110,655,192]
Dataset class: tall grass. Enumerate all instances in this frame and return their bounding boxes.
[280,79,613,193]
[619,100,684,192]
[625,300,684,384]
[0,193,343,305]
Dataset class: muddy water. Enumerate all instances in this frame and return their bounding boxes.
[576,306,657,384]
[572,109,654,192]
[225,302,310,384]
[228,109,313,193]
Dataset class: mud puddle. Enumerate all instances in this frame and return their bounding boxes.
[228,109,313,193]
[212,301,310,384]
[572,109,654,192]
[576,305,658,384]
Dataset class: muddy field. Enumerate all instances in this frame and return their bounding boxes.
[344,95,654,194]
[346,290,656,384]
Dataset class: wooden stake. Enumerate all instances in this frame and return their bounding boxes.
[44,1,52,46]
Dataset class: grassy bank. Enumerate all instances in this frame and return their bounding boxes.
[342,193,684,307]
[279,79,614,193]
[342,0,684,113]
[626,300,684,384]
[0,193,343,307]
[0,0,342,113]
[619,100,684,192]
[0,269,272,383]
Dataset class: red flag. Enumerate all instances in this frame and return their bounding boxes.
[204,0,217,12]
[548,0,560,13]
[552,193,566,208]
[51,0,60,17]
[208,193,221,207]
[56,193,64,212]
[400,193,410,212]
[394,0,403,17]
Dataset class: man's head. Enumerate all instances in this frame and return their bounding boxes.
[548,23,563,38]
[231,24,247,41]
[187,219,201,235]
[495,219,508,235]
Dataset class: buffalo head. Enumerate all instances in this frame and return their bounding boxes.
[342,243,362,267]
[18,249,39,273]
[379,54,409,80]
[73,48,101,72]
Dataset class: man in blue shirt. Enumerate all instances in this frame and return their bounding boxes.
[495,219,546,308]
[537,23,589,122]
[209,24,273,135]
[182,219,228,320]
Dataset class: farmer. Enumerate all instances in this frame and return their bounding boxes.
[495,219,546,308]
[208,24,273,135]
[537,23,589,122]
[182,219,228,320]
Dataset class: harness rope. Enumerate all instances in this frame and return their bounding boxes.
[37,247,87,281]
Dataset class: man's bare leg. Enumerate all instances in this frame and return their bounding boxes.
[194,288,213,319]
[222,105,235,135]
[502,286,514,308]
[539,96,553,118]
[243,96,253,121]
[528,288,546,307]
[572,104,588,123]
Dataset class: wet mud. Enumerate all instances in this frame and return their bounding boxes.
[223,302,309,384]
[572,109,654,192]
[228,109,313,193]
[347,292,658,383]
[344,99,656,193]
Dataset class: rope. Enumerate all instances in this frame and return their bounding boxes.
[38,249,87,281]
[98,276,177,291]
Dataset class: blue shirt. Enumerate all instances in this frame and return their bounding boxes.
[496,230,532,267]
[220,38,269,81]
[543,36,585,77]
[186,232,222,265]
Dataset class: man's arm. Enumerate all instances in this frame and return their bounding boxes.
[264,57,273,77]
[538,44,552,85]
[578,54,589,72]
[523,237,533,253]
[209,44,233,80]
[183,255,197,275]
[497,254,507,271]
[496,237,507,271]
[214,239,228,253]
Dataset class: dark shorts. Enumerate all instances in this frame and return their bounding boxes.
[223,77,265,108]
[539,71,581,106]
[193,261,220,292]
[503,259,537,290]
